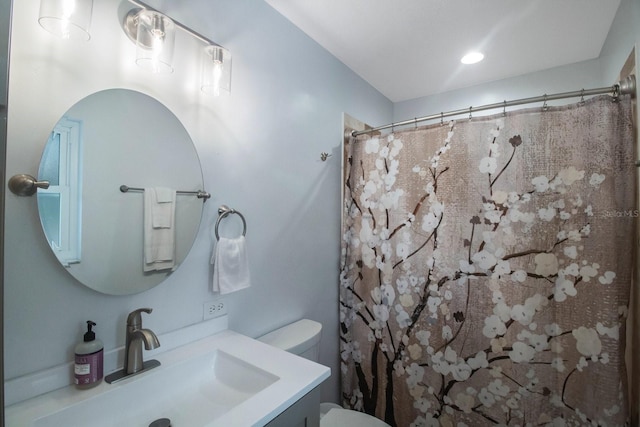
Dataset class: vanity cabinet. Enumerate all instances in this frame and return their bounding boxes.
[266,386,320,427]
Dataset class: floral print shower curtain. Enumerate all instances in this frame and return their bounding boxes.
[340,96,635,427]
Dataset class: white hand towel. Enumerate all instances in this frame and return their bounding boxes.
[211,236,251,294]
[144,187,176,272]
[154,187,174,203]
[151,187,174,229]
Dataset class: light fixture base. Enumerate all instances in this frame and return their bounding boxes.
[122,8,143,45]
[123,8,174,50]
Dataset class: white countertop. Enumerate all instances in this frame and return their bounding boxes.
[5,319,330,427]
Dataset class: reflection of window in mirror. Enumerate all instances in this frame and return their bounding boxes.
[37,117,83,266]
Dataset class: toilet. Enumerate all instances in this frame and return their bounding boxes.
[258,319,391,427]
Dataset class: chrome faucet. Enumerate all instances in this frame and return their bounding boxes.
[105,308,161,384]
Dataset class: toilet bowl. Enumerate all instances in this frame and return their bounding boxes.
[258,319,390,427]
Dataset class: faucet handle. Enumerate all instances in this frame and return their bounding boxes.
[127,308,153,328]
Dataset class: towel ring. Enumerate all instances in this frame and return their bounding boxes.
[214,205,247,240]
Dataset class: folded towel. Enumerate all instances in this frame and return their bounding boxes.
[144,187,176,272]
[151,187,174,229]
[154,187,173,203]
[211,236,251,294]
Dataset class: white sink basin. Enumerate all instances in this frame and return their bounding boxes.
[6,329,330,426]
[35,350,277,426]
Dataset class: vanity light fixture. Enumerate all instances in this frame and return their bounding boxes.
[123,0,232,94]
[38,0,93,41]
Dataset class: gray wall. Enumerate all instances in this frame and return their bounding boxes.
[394,59,604,123]
[599,0,640,85]
[4,0,392,404]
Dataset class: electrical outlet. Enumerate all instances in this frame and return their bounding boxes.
[203,299,227,320]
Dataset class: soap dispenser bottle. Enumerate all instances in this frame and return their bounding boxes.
[74,320,104,389]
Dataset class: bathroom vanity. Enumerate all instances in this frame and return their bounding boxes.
[5,316,330,426]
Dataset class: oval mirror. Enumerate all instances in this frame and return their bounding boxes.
[37,89,205,295]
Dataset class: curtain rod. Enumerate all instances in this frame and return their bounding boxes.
[351,75,636,137]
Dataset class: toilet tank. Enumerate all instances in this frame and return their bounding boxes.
[257,319,322,362]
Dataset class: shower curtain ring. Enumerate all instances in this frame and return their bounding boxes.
[542,94,548,111]
[414,118,418,130]
[612,85,620,102]
[440,112,444,126]
[469,106,473,120]
[579,89,585,105]
[503,100,507,116]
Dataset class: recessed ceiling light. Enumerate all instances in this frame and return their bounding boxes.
[461,52,484,65]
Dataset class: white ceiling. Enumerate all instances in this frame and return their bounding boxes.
[265,0,622,102]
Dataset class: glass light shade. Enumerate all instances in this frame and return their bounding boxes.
[201,45,232,96]
[134,10,175,74]
[38,0,93,41]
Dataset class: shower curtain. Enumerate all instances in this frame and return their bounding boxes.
[340,96,635,427]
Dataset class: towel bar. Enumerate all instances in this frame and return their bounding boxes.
[214,205,247,240]
[120,185,211,200]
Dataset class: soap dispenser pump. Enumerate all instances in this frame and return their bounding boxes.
[74,320,104,389]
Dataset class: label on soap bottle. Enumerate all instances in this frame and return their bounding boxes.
[74,349,104,385]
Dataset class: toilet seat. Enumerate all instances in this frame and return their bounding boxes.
[320,402,342,418]
[320,408,391,427]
